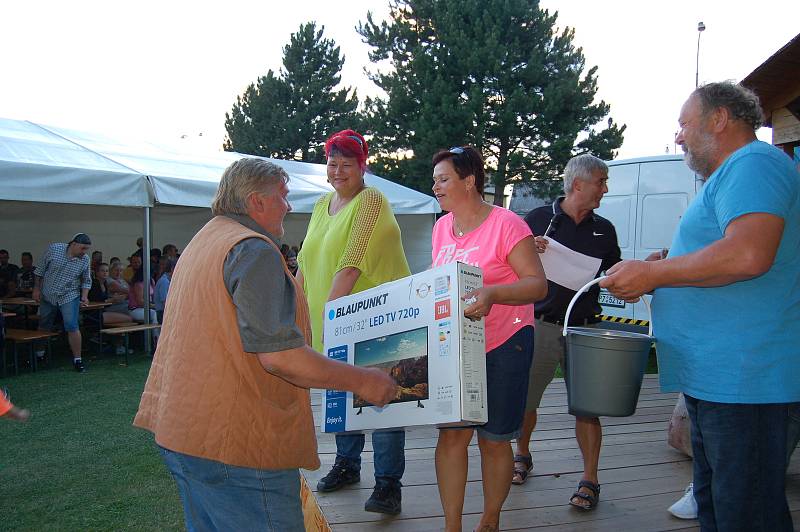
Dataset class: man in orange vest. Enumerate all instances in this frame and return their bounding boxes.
[134,158,397,532]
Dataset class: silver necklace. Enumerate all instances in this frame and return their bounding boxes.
[454,219,465,237]
[455,201,488,237]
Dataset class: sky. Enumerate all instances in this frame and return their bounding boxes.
[1,0,798,160]
[355,327,428,367]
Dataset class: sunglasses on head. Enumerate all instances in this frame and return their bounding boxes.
[346,135,364,147]
[449,146,465,154]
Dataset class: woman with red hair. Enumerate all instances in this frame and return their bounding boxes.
[297,130,411,515]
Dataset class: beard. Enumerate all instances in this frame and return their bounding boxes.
[683,129,718,179]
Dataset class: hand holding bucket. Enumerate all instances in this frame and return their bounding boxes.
[563,276,652,337]
[560,276,655,418]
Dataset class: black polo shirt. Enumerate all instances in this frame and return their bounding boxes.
[524,197,621,324]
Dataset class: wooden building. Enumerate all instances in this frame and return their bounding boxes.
[742,32,800,163]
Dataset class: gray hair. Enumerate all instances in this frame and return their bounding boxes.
[211,158,289,216]
[694,82,764,130]
[563,154,608,195]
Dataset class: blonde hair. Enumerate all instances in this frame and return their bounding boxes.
[211,158,289,216]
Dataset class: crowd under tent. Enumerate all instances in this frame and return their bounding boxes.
[0,118,440,275]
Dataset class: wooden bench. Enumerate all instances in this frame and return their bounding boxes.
[100,324,161,365]
[103,321,137,328]
[89,321,137,356]
[2,328,60,377]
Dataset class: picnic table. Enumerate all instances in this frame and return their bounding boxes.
[0,297,38,306]
[0,298,38,327]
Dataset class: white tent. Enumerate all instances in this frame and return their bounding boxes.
[0,118,440,273]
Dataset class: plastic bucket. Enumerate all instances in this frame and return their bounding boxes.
[562,277,655,417]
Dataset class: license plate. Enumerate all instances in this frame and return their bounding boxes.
[598,289,626,308]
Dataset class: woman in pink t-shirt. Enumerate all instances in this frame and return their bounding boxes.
[431,146,547,532]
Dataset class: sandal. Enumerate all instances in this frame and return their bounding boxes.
[569,480,600,510]
[511,454,533,485]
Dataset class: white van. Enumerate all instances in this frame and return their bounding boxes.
[594,154,704,328]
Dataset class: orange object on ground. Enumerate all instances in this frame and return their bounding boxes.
[0,393,12,417]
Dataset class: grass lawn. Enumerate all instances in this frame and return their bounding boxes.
[0,349,184,531]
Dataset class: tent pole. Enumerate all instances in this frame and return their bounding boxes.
[143,206,152,354]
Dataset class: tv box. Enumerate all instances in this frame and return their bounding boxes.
[321,261,487,433]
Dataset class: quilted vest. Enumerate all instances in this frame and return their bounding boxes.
[133,216,320,471]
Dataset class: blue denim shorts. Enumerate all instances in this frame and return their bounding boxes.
[38,297,80,332]
[441,326,534,441]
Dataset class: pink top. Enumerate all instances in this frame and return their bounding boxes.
[128,279,154,310]
[432,206,535,352]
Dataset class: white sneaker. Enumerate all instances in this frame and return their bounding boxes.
[668,482,698,519]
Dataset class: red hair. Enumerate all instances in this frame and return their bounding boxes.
[324,129,368,170]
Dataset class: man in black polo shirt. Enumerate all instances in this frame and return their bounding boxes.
[512,154,621,511]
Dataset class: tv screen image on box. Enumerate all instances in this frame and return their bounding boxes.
[352,326,429,408]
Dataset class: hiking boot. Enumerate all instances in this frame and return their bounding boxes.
[364,480,402,515]
[316,462,360,492]
[73,359,86,373]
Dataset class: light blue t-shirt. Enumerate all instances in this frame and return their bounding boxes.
[153,274,171,312]
[652,140,800,403]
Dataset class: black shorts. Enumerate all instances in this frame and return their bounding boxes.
[441,326,534,441]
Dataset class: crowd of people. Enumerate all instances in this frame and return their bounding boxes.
[1,238,180,369]
[4,81,798,532]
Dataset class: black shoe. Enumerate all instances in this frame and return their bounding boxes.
[364,480,402,515]
[73,359,86,373]
[316,462,360,492]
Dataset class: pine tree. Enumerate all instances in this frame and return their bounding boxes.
[224,22,358,162]
[358,0,625,199]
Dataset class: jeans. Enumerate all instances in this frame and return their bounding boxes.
[787,403,800,464]
[38,297,80,332]
[159,446,304,532]
[684,395,793,532]
[335,429,405,482]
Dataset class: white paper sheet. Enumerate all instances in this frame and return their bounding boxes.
[538,237,602,291]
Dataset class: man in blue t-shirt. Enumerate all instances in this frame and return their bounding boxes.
[601,82,799,531]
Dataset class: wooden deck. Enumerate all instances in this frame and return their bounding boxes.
[305,375,800,531]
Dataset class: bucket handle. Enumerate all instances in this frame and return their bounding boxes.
[562,276,653,337]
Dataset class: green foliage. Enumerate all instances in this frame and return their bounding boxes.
[224,22,359,162]
[358,0,625,199]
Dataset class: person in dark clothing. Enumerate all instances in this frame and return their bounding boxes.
[16,252,36,291]
[0,249,20,297]
[512,155,621,513]
[88,262,132,327]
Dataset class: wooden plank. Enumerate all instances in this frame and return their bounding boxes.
[315,427,669,455]
[100,324,161,334]
[306,374,800,531]
[316,462,695,521]
[102,321,137,328]
[305,440,690,489]
[4,328,59,341]
[331,486,800,531]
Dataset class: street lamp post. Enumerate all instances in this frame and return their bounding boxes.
[696,21,706,88]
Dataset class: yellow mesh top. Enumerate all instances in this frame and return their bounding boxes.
[298,187,411,351]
